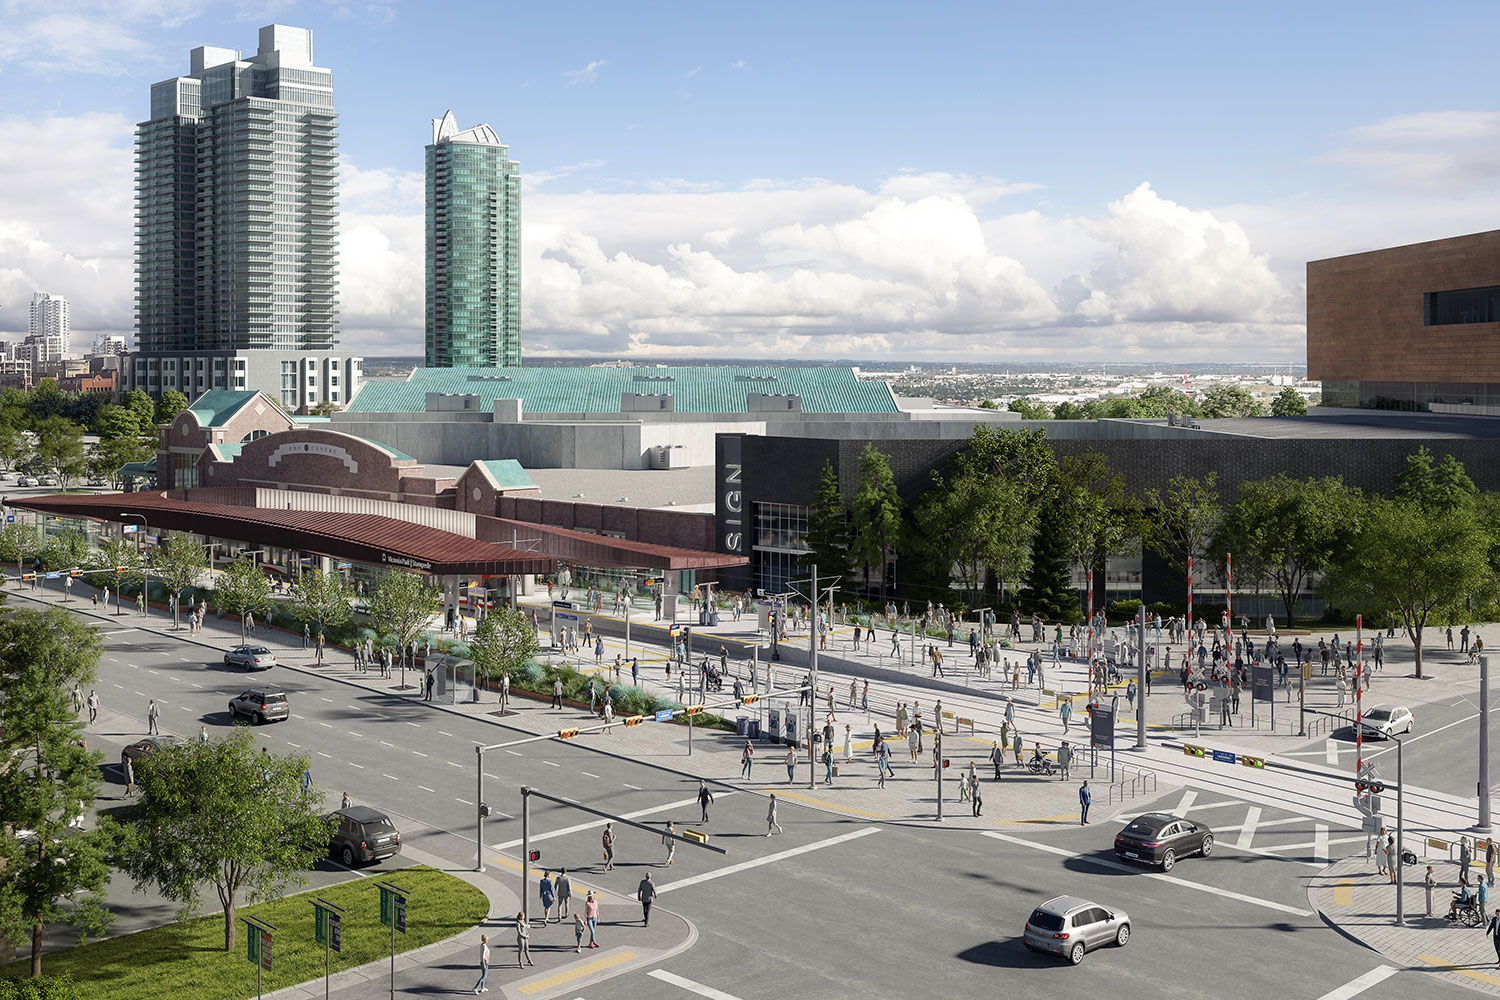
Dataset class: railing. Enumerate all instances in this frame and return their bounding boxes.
[1104,763,1159,805]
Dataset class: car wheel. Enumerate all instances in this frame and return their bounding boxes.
[253,713,264,726]
[1068,942,1085,965]
[1201,834,1214,857]
[228,703,238,719]
[1115,923,1130,947]
[1161,848,1176,872]
[341,845,355,867]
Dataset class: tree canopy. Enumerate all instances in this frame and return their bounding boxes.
[847,444,902,602]
[468,605,540,680]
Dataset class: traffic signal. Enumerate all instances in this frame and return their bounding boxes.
[69,569,82,577]
[742,694,759,705]
[941,758,950,769]
[685,705,704,716]
[528,850,541,862]
[1354,780,1384,795]
[1241,756,1265,769]
[1183,744,1206,757]
[557,728,580,740]
[115,566,129,573]
[623,715,644,726]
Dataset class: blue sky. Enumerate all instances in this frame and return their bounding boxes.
[3,0,1500,359]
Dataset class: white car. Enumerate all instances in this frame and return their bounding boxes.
[16,476,37,488]
[1359,704,1413,738]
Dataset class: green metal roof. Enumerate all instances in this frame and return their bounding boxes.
[186,389,260,427]
[119,459,156,477]
[476,459,535,489]
[351,436,413,461]
[344,366,898,415]
[208,443,243,460]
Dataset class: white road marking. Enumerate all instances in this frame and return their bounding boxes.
[348,706,363,712]
[412,751,428,758]
[132,690,144,696]
[623,783,641,790]
[1215,816,1307,833]
[456,797,473,805]
[190,682,202,688]
[1315,823,1330,862]
[380,741,395,747]
[1327,739,1340,765]
[1312,966,1399,1000]
[323,858,366,879]
[148,669,158,675]
[180,706,191,712]
[648,969,744,1000]
[505,750,523,757]
[492,794,739,851]
[348,762,364,769]
[317,751,332,758]
[405,722,421,728]
[287,742,302,748]
[349,732,364,738]
[382,774,399,781]
[111,683,123,688]
[446,761,463,768]
[981,831,1313,916]
[1269,834,1365,852]
[319,723,333,728]
[1179,798,1246,812]
[1363,712,1477,759]
[320,697,333,703]
[544,760,559,767]
[1237,806,1262,849]
[419,785,435,793]
[1174,790,1198,815]
[485,772,501,780]
[438,731,454,737]
[581,772,600,779]
[657,828,880,895]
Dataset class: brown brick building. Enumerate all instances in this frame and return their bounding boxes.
[1308,229,1500,409]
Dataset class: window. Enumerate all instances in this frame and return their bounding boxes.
[1426,285,1500,325]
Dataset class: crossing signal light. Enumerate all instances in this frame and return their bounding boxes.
[20,573,34,581]
[1355,780,1385,795]
[116,566,129,573]
[685,705,704,716]
[941,758,950,769]
[528,850,541,862]
[558,728,580,740]
[1241,756,1265,769]
[741,694,759,705]
[69,569,82,577]
[1183,744,1206,757]
[623,715,644,726]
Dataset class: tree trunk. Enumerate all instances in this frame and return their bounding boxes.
[31,918,43,977]
[223,894,236,951]
[1413,623,1424,680]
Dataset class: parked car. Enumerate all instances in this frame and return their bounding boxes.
[16,476,37,488]
[1023,895,1131,965]
[1114,812,1215,871]
[1359,704,1413,739]
[224,645,277,670]
[120,734,183,767]
[228,687,290,725]
[327,806,402,866]
[36,476,55,486]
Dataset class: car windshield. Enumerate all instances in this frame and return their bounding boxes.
[1122,820,1162,836]
[1364,709,1391,721]
[264,693,288,704]
[251,648,270,655]
[1028,909,1065,932]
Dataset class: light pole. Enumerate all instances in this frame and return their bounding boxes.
[1480,655,1492,834]
[1393,731,1406,925]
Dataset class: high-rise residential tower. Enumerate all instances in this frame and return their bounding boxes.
[128,25,360,409]
[426,111,522,367]
[26,292,69,363]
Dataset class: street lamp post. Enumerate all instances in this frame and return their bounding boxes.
[121,513,147,617]
[1394,732,1406,925]
[1480,656,1492,835]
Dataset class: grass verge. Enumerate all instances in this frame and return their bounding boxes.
[0,865,487,1000]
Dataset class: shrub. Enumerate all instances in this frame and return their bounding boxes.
[0,975,84,1000]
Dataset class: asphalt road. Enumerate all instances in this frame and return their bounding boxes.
[48,598,1481,1000]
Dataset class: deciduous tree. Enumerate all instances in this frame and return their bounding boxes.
[286,569,355,655]
[801,461,849,582]
[847,444,903,604]
[120,729,334,952]
[212,557,275,641]
[1270,386,1308,417]
[31,417,86,491]
[468,605,540,681]
[367,569,441,687]
[151,532,208,629]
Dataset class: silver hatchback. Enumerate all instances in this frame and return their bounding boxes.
[228,687,290,725]
[1022,895,1131,965]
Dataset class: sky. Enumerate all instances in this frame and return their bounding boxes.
[3,1,1500,362]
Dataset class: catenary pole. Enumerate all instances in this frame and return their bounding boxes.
[1480,655,1492,833]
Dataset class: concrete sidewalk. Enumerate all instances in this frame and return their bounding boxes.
[1310,852,1500,997]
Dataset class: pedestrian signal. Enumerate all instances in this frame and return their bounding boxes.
[528,850,541,862]
[1183,744,1206,757]
[941,758,950,769]
[558,728,580,740]
[623,715,644,726]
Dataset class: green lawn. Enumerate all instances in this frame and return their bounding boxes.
[1,866,488,1000]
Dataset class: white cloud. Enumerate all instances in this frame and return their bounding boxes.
[684,66,702,79]
[562,59,605,86]
[1321,110,1500,193]
[0,0,203,74]
[0,112,1310,361]
[731,59,747,70]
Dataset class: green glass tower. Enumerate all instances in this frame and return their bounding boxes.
[426,111,522,368]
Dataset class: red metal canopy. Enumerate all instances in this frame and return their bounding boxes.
[12,492,557,577]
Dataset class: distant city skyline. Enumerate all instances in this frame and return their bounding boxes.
[3,2,1500,361]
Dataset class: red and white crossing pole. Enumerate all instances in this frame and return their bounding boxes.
[1186,555,1194,638]
[1085,567,1095,700]
[1355,613,1364,776]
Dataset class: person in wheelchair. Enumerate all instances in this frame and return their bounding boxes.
[1029,743,1054,774]
[1449,874,1476,920]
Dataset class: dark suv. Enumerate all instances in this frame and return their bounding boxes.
[328,806,402,866]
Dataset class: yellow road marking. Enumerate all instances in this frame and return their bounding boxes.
[1418,954,1500,986]
[992,812,1079,826]
[487,855,611,899]
[515,949,639,995]
[1332,878,1354,906]
[771,788,888,819]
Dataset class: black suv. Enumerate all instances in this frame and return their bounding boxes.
[328,806,402,866]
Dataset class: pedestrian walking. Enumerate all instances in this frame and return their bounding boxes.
[1463,836,1474,884]
[1058,741,1072,780]
[1386,834,1398,884]
[122,755,135,797]
[472,933,491,993]
[539,870,555,924]
[514,913,533,968]
[698,779,713,823]
[70,684,82,713]
[302,623,309,648]
[573,913,585,953]
[341,791,351,809]
[741,740,754,778]
[767,793,782,836]
[557,867,572,917]
[602,823,616,871]
[1425,865,1437,916]
[990,740,1004,780]
[877,742,890,788]
[638,872,656,926]
[843,724,853,763]
[552,676,563,709]
[584,891,599,948]
[147,698,160,735]
[1079,780,1092,825]
[862,680,870,715]
[663,821,676,866]
[199,724,209,744]
[785,746,797,782]
[972,775,983,817]
[1488,838,1496,886]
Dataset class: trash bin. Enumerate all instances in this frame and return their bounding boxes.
[747,719,761,740]
[709,610,720,626]
[736,715,750,736]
